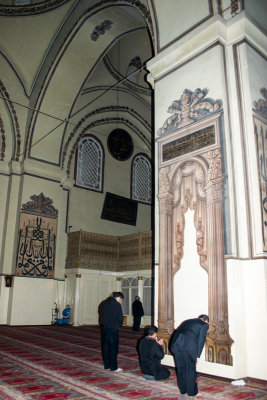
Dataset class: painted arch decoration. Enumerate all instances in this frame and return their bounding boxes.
[157,88,233,365]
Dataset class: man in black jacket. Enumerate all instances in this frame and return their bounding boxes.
[169,314,209,397]
[139,325,170,381]
[132,296,144,331]
[102,292,124,372]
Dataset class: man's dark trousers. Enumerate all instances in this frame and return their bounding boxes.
[175,350,198,396]
[133,315,141,331]
[103,327,119,371]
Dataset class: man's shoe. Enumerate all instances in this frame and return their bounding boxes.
[143,374,155,381]
[112,368,123,372]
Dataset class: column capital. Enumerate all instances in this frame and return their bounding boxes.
[158,192,174,213]
[205,176,224,205]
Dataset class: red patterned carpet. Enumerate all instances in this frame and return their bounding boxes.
[0,325,266,400]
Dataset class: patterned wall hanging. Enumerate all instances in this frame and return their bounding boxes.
[16,193,58,278]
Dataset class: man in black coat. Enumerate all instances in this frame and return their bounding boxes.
[139,325,170,381]
[102,292,124,372]
[132,296,144,331]
[169,314,209,397]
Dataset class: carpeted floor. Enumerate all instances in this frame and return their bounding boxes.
[0,325,266,400]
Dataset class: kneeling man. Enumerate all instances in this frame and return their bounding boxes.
[139,325,170,381]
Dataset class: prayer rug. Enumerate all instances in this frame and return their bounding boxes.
[0,325,266,399]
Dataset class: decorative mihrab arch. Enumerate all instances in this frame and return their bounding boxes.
[157,88,233,365]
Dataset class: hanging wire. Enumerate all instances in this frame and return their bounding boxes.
[0,63,147,156]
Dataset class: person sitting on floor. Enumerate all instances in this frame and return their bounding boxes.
[138,325,170,381]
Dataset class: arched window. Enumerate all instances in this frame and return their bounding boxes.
[121,277,138,315]
[131,154,151,204]
[75,135,104,192]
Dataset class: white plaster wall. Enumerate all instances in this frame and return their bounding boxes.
[241,44,267,256]
[244,0,267,32]
[173,210,208,327]
[153,0,211,50]
[0,276,10,324]
[8,276,55,325]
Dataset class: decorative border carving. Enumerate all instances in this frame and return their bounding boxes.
[0,111,6,161]
[253,88,267,120]
[90,20,113,41]
[22,193,58,218]
[0,80,21,161]
[0,0,69,16]
[158,88,222,135]
[253,114,267,252]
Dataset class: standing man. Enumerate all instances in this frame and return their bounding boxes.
[139,325,170,381]
[102,292,124,372]
[132,295,144,331]
[169,314,209,397]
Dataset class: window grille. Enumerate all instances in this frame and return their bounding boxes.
[76,136,103,191]
[132,154,151,204]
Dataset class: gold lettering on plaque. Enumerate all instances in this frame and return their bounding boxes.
[162,126,215,162]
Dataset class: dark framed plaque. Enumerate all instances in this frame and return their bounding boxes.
[101,192,138,225]
[107,128,134,161]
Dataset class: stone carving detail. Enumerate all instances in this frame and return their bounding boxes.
[0,0,68,16]
[0,112,6,161]
[90,20,113,41]
[159,166,171,193]
[158,88,221,135]
[253,104,267,252]
[22,193,58,217]
[0,80,21,161]
[253,88,267,120]
[204,149,223,180]
[171,161,208,273]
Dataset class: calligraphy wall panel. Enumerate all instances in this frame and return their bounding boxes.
[15,193,58,279]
